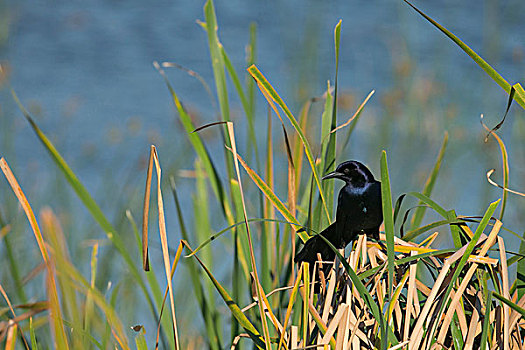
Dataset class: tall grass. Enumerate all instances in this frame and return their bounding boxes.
[0,0,524,349]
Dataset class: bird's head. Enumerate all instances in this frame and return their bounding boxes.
[322,160,375,187]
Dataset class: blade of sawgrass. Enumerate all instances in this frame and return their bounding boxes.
[182,240,266,349]
[142,146,180,349]
[226,121,271,349]
[425,200,500,346]
[403,0,525,109]
[10,91,160,326]
[247,65,331,224]
[169,178,222,350]
[410,132,448,229]
[153,62,234,225]
[380,151,395,300]
[0,158,69,349]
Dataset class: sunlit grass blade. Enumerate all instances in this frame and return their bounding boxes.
[248,64,331,223]
[403,0,525,109]
[182,240,266,349]
[380,151,395,299]
[0,158,69,349]
[142,146,180,349]
[410,131,448,229]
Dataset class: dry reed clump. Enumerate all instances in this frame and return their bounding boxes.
[266,224,524,350]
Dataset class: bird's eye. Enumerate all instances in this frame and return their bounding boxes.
[344,168,350,174]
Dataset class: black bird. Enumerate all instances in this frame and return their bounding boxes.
[294,160,383,276]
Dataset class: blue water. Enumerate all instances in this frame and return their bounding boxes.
[1,0,524,345]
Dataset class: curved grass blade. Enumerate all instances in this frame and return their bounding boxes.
[403,0,525,110]
[247,65,331,224]
[481,114,511,220]
[410,131,448,229]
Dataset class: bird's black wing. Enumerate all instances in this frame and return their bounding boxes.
[294,222,338,265]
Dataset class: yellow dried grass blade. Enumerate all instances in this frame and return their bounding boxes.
[0,158,69,349]
[142,146,180,349]
[277,263,304,350]
[436,220,502,343]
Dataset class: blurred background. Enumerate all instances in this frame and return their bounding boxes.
[0,0,524,345]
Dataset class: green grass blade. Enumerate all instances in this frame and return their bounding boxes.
[247,65,331,224]
[410,131,448,229]
[492,291,525,318]
[380,151,395,300]
[406,191,448,218]
[403,0,525,109]
[480,291,492,350]
[29,317,39,350]
[169,178,222,350]
[519,232,525,299]
[203,0,235,182]
[183,241,265,349]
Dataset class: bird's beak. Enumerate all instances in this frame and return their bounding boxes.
[322,171,344,180]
